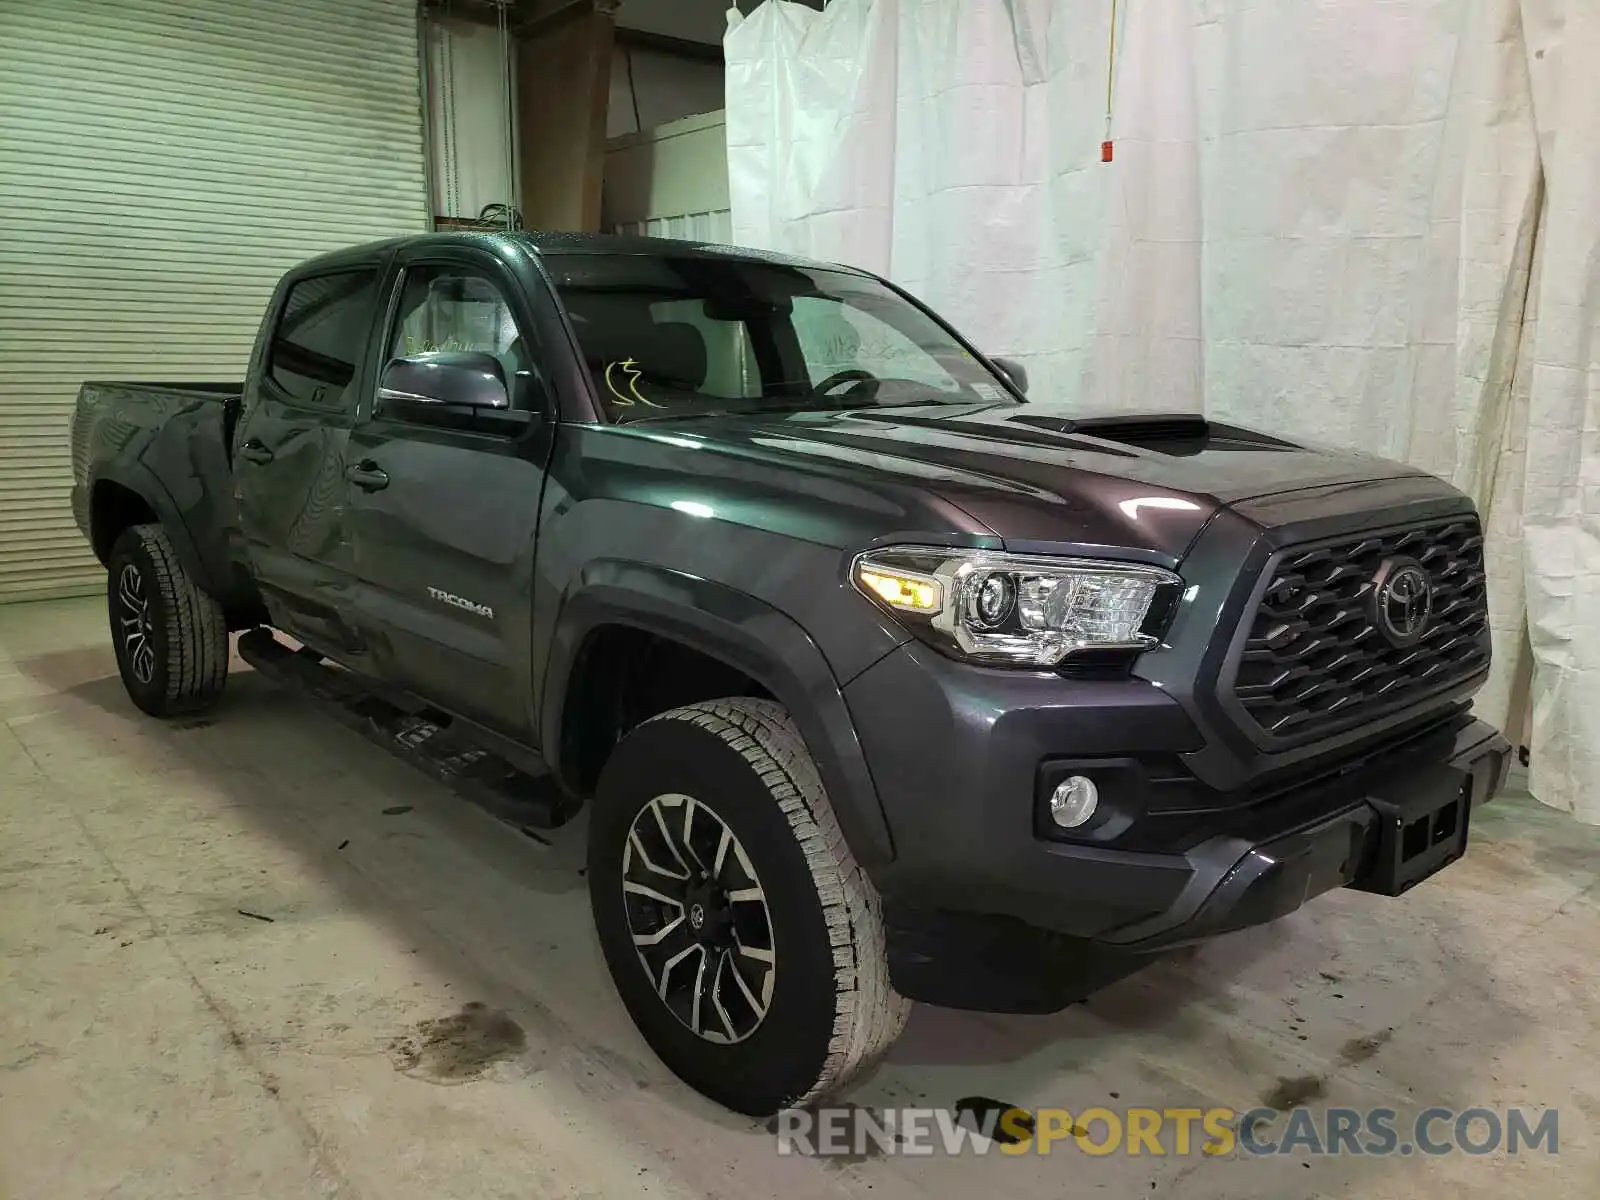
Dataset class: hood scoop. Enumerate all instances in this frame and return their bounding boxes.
[1008,412,1296,456]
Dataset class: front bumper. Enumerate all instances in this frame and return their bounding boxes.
[843,642,1510,1012]
[1094,717,1509,951]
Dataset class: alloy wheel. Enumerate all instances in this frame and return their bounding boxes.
[621,792,775,1043]
[116,563,156,685]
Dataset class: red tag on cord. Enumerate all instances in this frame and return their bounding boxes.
[1101,140,1114,162]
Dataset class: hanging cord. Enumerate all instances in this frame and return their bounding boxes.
[443,19,461,217]
[1102,0,1118,162]
[497,0,519,230]
[625,45,643,132]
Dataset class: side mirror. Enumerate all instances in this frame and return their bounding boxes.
[378,350,509,413]
[991,356,1029,395]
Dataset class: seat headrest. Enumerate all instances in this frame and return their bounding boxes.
[564,293,712,402]
[629,321,707,389]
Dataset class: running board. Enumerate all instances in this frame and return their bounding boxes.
[237,628,577,833]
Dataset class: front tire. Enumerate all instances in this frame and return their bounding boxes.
[588,698,908,1115]
[107,523,228,717]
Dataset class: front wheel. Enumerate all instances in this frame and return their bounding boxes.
[588,698,909,1115]
[107,523,229,717]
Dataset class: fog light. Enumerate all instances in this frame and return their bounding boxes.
[1049,775,1099,828]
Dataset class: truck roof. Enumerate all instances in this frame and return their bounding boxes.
[293,230,871,278]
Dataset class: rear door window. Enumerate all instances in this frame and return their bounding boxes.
[268,270,380,410]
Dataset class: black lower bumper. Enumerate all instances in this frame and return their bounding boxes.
[848,640,1512,1012]
[1094,718,1509,952]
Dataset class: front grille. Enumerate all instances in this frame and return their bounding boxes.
[1230,517,1490,740]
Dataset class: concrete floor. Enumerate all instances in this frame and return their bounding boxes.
[2,596,1597,1199]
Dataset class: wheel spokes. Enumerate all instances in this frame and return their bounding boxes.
[628,827,689,883]
[621,880,684,908]
[633,912,697,986]
[621,791,777,1044]
[115,564,156,684]
[130,637,156,684]
[688,944,711,1034]
[630,913,686,947]
[655,941,703,1002]
[679,795,707,872]
[648,796,694,878]
[709,953,740,1042]
[723,947,771,1027]
[117,565,146,616]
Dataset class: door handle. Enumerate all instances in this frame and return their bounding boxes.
[237,438,275,465]
[345,461,389,492]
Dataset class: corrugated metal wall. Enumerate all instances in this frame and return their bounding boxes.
[0,0,428,602]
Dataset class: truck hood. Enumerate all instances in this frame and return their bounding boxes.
[649,402,1429,560]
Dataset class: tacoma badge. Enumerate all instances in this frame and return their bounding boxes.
[427,586,493,619]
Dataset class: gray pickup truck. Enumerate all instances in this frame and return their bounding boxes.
[71,231,1510,1115]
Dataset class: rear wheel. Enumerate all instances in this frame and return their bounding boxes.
[588,698,908,1115]
[107,523,228,717]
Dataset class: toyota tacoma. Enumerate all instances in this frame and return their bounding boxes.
[70,231,1510,1115]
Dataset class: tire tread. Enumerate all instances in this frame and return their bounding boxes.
[117,524,228,715]
[646,697,910,1108]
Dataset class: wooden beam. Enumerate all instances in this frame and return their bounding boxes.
[421,0,592,31]
[514,4,615,231]
[514,0,591,38]
[615,26,723,65]
[419,0,505,28]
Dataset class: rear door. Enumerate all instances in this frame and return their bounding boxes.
[233,262,386,653]
[340,245,557,739]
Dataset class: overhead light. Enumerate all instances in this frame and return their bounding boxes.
[670,500,714,519]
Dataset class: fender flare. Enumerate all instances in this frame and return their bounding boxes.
[540,560,896,867]
[89,464,221,596]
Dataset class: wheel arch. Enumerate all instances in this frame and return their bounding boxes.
[542,561,896,867]
[90,467,213,591]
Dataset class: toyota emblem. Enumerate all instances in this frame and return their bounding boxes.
[1373,559,1434,645]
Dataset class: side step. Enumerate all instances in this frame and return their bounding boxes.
[237,628,577,833]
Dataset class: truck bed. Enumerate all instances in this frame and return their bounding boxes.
[71,379,247,605]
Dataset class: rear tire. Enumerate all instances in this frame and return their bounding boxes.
[588,698,908,1115]
[107,523,228,717]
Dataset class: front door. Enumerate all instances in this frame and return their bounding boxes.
[341,251,556,739]
[232,264,385,653]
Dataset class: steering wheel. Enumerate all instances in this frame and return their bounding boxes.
[813,368,880,400]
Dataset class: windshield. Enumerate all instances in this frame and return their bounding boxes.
[544,252,1018,422]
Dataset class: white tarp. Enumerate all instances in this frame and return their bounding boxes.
[726,0,1600,822]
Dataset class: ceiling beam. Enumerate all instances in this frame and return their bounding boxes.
[425,0,826,45]
[615,25,723,64]
[421,0,601,32]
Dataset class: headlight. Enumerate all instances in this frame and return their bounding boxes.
[851,546,1181,667]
